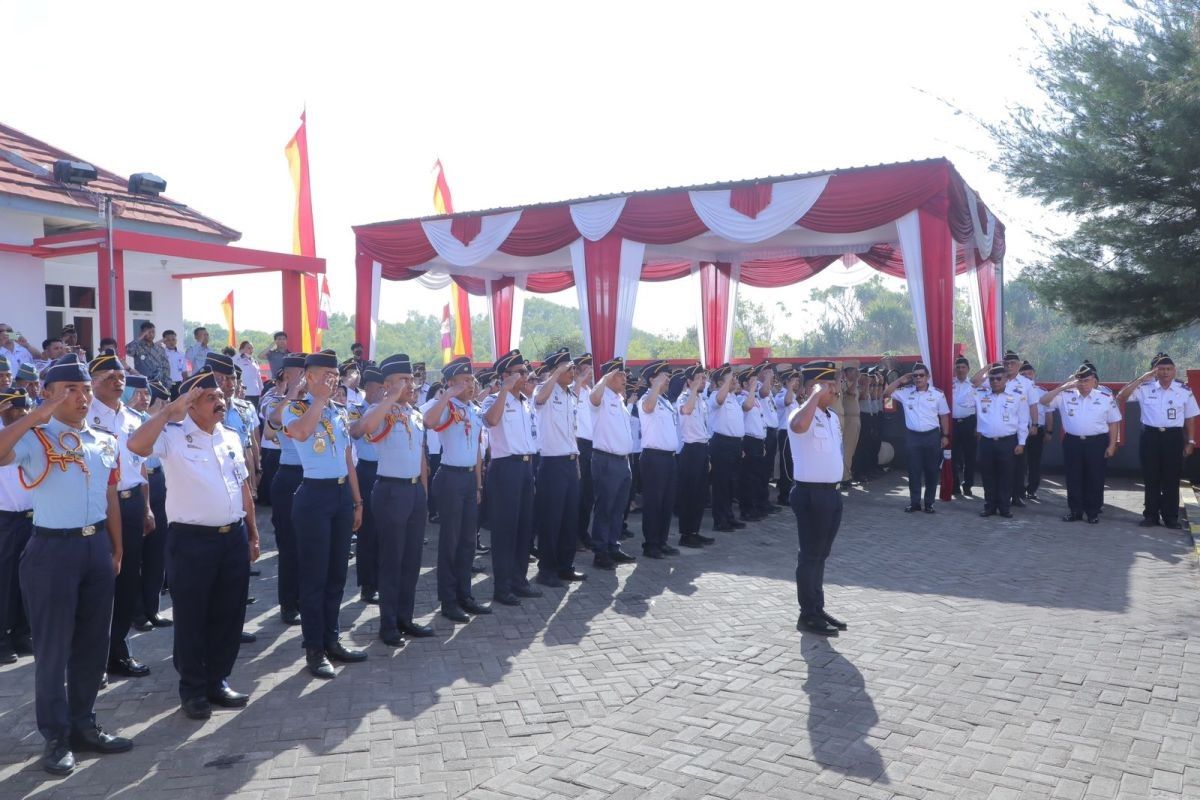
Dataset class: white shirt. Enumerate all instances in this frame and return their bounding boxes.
[164,347,187,383]
[1005,373,1037,411]
[788,407,843,483]
[536,383,579,457]
[258,399,279,451]
[709,392,747,438]
[574,385,594,440]
[88,397,147,490]
[677,390,710,444]
[640,394,680,452]
[152,416,248,526]
[773,389,793,428]
[628,401,642,454]
[0,342,34,374]
[760,390,779,430]
[419,397,443,455]
[1026,383,1048,426]
[482,391,536,457]
[952,378,977,419]
[1049,388,1122,436]
[974,388,1030,444]
[233,354,263,396]
[590,387,632,455]
[743,395,767,440]
[0,420,32,511]
[892,386,950,433]
[1130,380,1200,428]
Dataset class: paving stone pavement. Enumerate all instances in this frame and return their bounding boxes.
[2,472,1199,799]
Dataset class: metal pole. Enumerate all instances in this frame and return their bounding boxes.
[105,196,116,343]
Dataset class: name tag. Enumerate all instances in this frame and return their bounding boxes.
[1168,407,1178,421]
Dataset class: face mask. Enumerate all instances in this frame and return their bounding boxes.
[121,386,135,404]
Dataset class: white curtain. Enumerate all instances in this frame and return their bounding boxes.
[420,210,522,267]
[691,261,740,367]
[569,239,592,353]
[962,184,996,260]
[369,260,382,359]
[896,210,932,377]
[962,244,988,367]
[415,271,453,290]
[569,197,626,242]
[688,175,829,244]
[511,273,527,353]
[613,239,645,357]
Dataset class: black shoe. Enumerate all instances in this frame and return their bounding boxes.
[923,506,935,514]
[207,686,250,708]
[1087,516,1099,524]
[593,553,616,570]
[107,657,150,678]
[182,696,213,719]
[1138,518,1160,528]
[325,642,368,663]
[428,513,439,524]
[821,612,848,631]
[730,520,746,530]
[642,547,665,559]
[513,584,543,599]
[440,602,470,623]
[132,617,154,633]
[979,509,996,518]
[1062,514,1083,522]
[1025,493,1039,502]
[611,549,637,564]
[0,644,16,664]
[475,536,490,555]
[493,592,521,607]
[963,488,975,498]
[399,619,436,638]
[903,505,919,513]
[249,568,261,576]
[558,569,587,582]
[679,535,705,549]
[797,616,839,636]
[379,630,407,648]
[1010,498,1026,508]
[360,590,379,604]
[460,597,493,615]
[1162,519,1182,530]
[999,511,1014,518]
[245,596,256,605]
[281,609,301,626]
[240,631,257,644]
[11,635,32,655]
[660,545,680,556]
[305,649,336,679]
[470,563,487,574]
[713,524,736,533]
[42,738,75,775]
[694,533,716,545]
[535,572,564,588]
[148,615,173,628]
[69,725,132,754]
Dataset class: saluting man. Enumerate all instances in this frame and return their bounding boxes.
[532,348,586,587]
[974,364,1029,518]
[1040,362,1121,524]
[950,355,978,497]
[589,357,637,570]
[708,364,747,532]
[572,354,595,550]
[426,356,492,623]
[0,354,133,775]
[788,362,847,638]
[0,388,34,664]
[265,353,307,624]
[676,364,715,549]
[1116,352,1198,529]
[348,365,384,604]
[637,360,681,559]
[129,376,172,632]
[127,367,260,720]
[774,366,801,504]
[351,354,434,647]
[884,363,950,513]
[481,349,541,606]
[738,366,769,522]
[282,351,366,679]
[87,350,154,678]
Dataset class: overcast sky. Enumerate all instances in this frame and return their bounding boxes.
[5,1,1099,339]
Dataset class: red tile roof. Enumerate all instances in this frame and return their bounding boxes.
[0,122,240,241]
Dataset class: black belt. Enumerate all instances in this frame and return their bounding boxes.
[439,464,474,473]
[278,463,303,471]
[35,521,106,538]
[953,415,976,421]
[742,434,766,441]
[1064,433,1104,441]
[682,441,708,447]
[492,454,534,463]
[0,509,33,521]
[171,521,241,535]
[642,448,675,456]
[146,466,160,475]
[793,481,838,490]
[377,475,421,484]
[909,428,941,435]
[358,458,379,464]
[981,433,1016,441]
[302,476,348,485]
[541,454,578,461]
[1143,426,1183,434]
[712,433,741,441]
[594,449,628,458]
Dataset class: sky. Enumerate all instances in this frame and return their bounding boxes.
[4,0,1101,342]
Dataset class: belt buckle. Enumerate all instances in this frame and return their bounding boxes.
[569,454,577,461]
[24,511,33,518]
[337,476,346,485]
[81,525,95,537]
[217,525,231,533]
[1159,427,1167,432]
[522,454,530,462]
[411,477,419,485]
[118,490,132,499]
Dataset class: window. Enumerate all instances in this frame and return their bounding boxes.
[128,290,153,312]
[45,310,64,339]
[45,284,65,307]
[68,286,96,309]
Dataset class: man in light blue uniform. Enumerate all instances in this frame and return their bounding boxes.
[282,351,365,679]
[426,356,492,623]
[352,354,432,646]
[264,353,307,624]
[348,366,383,604]
[0,354,133,775]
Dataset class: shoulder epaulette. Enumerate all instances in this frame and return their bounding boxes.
[288,400,309,415]
[166,421,183,428]
[1098,386,1113,395]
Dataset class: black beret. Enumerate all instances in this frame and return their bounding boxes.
[1074,362,1098,380]
[801,361,838,383]
[710,363,732,383]
[0,387,29,409]
[494,349,525,373]
[442,356,472,380]
[573,353,593,368]
[543,347,572,370]
[205,352,236,375]
[380,354,413,377]
[149,380,170,401]
[987,363,1007,378]
[179,367,219,393]
[1152,352,1174,367]
[1019,360,1035,373]
[88,349,124,374]
[361,367,384,385]
[305,351,338,370]
[954,355,970,367]
[599,356,625,376]
[44,354,90,385]
[642,359,671,380]
[1003,350,1020,363]
[476,369,497,384]
[125,374,149,390]
[282,353,307,370]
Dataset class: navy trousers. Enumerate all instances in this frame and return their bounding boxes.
[373,478,426,634]
[141,468,168,619]
[292,479,355,651]
[978,434,1016,514]
[738,435,769,517]
[1140,426,1184,524]
[434,466,479,604]
[952,416,977,492]
[1025,426,1047,496]
[258,447,280,505]
[1063,434,1108,518]
[639,449,676,552]
[777,430,793,505]
[0,510,32,646]
[168,521,249,701]
[576,438,594,542]
[270,464,303,615]
[676,442,709,537]
[591,450,632,554]
[426,453,441,518]
[790,485,842,619]
[709,433,741,527]
[486,456,535,597]
[904,429,942,509]
[21,525,114,741]
[109,490,146,663]
[535,455,580,576]
[354,459,379,594]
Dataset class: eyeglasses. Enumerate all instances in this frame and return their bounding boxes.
[913,373,928,379]
[988,377,1005,382]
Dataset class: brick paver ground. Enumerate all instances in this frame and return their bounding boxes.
[2,472,1198,799]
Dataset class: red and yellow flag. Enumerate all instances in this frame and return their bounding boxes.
[433,160,472,360]
[220,291,236,347]
[440,304,452,364]
[285,110,321,351]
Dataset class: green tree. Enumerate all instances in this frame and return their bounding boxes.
[993,0,1200,341]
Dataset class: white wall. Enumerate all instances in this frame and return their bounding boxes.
[0,211,47,342]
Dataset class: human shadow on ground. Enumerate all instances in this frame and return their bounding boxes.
[800,634,888,784]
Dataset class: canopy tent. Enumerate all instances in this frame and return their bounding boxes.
[352,159,1005,395]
